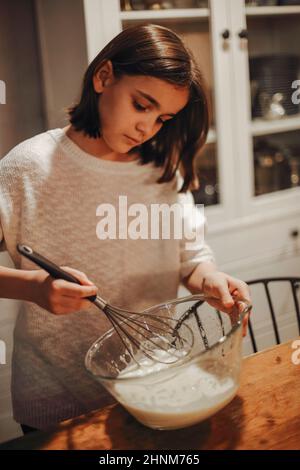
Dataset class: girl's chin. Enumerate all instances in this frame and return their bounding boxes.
[102,137,123,153]
[103,135,137,154]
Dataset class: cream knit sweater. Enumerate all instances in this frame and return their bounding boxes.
[0,128,214,429]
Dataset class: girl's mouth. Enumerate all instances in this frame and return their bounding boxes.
[124,135,141,145]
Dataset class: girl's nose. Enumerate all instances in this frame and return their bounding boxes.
[136,119,156,139]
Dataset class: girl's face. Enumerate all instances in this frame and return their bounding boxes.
[94,67,189,154]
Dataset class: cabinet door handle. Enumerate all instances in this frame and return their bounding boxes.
[221,29,230,40]
[290,229,299,239]
[238,29,248,40]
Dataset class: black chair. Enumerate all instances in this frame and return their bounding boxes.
[246,277,300,353]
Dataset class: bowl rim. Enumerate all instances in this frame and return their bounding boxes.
[85,295,252,382]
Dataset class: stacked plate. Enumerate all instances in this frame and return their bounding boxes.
[249,55,300,118]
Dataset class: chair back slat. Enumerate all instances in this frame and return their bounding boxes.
[246,277,300,353]
[248,318,257,353]
[264,282,281,345]
[291,280,300,334]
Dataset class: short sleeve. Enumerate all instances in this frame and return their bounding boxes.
[177,182,215,280]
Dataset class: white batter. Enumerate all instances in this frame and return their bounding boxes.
[114,351,238,430]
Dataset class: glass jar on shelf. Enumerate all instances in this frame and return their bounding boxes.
[245,1,278,5]
[249,55,300,120]
[120,0,133,11]
[287,146,300,188]
[192,144,219,206]
[122,0,177,10]
[173,1,197,7]
[254,140,292,195]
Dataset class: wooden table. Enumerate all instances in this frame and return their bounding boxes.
[1,339,300,450]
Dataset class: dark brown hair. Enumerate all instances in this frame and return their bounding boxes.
[69,24,210,192]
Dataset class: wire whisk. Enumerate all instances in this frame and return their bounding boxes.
[17,244,195,365]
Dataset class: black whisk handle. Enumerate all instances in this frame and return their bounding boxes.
[17,244,97,302]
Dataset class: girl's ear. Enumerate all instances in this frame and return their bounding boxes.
[93,60,114,93]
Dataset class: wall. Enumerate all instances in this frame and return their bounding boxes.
[0,252,22,443]
[35,0,88,128]
[0,0,45,157]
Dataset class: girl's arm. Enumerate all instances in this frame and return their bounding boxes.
[0,266,38,301]
[183,260,250,306]
[182,260,217,295]
[182,260,251,336]
[0,265,98,315]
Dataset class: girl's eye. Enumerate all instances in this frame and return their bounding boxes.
[133,101,147,112]
[133,100,170,125]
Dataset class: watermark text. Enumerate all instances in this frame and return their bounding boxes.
[291,80,300,105]
[291,339,300,365]
[95,196,205,251]
[0,340,6,365]
[0,80,6,104]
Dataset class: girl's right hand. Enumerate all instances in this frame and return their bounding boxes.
[31,267,98,315]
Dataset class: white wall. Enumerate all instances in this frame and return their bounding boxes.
[35,0,88,128]
[0,252,22,443]
[0,0,45,157]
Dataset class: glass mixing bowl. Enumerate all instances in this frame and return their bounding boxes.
[85,295,251,430]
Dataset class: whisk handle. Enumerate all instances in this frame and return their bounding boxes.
[17,244,97,302]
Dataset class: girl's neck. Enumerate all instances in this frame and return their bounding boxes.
[64,125,139,162]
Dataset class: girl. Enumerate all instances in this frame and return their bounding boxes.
[0,24,250,432]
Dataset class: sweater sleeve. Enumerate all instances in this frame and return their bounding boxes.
[0,150,22,254]
[177,186,215,281]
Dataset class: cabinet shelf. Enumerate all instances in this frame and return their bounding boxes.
[246,5,300,16]
[120,8,209,22]
[251,115,300,136]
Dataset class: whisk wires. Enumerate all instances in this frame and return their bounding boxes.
[101,303,194,365]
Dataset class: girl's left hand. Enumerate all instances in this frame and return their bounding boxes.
[201,271,252,337]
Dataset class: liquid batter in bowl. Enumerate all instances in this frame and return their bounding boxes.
[114,351,238,430]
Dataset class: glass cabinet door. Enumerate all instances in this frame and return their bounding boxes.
[227,0,300,216]
[245,0,300,198]
[246,0,300,196]
[119,0,234,213]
